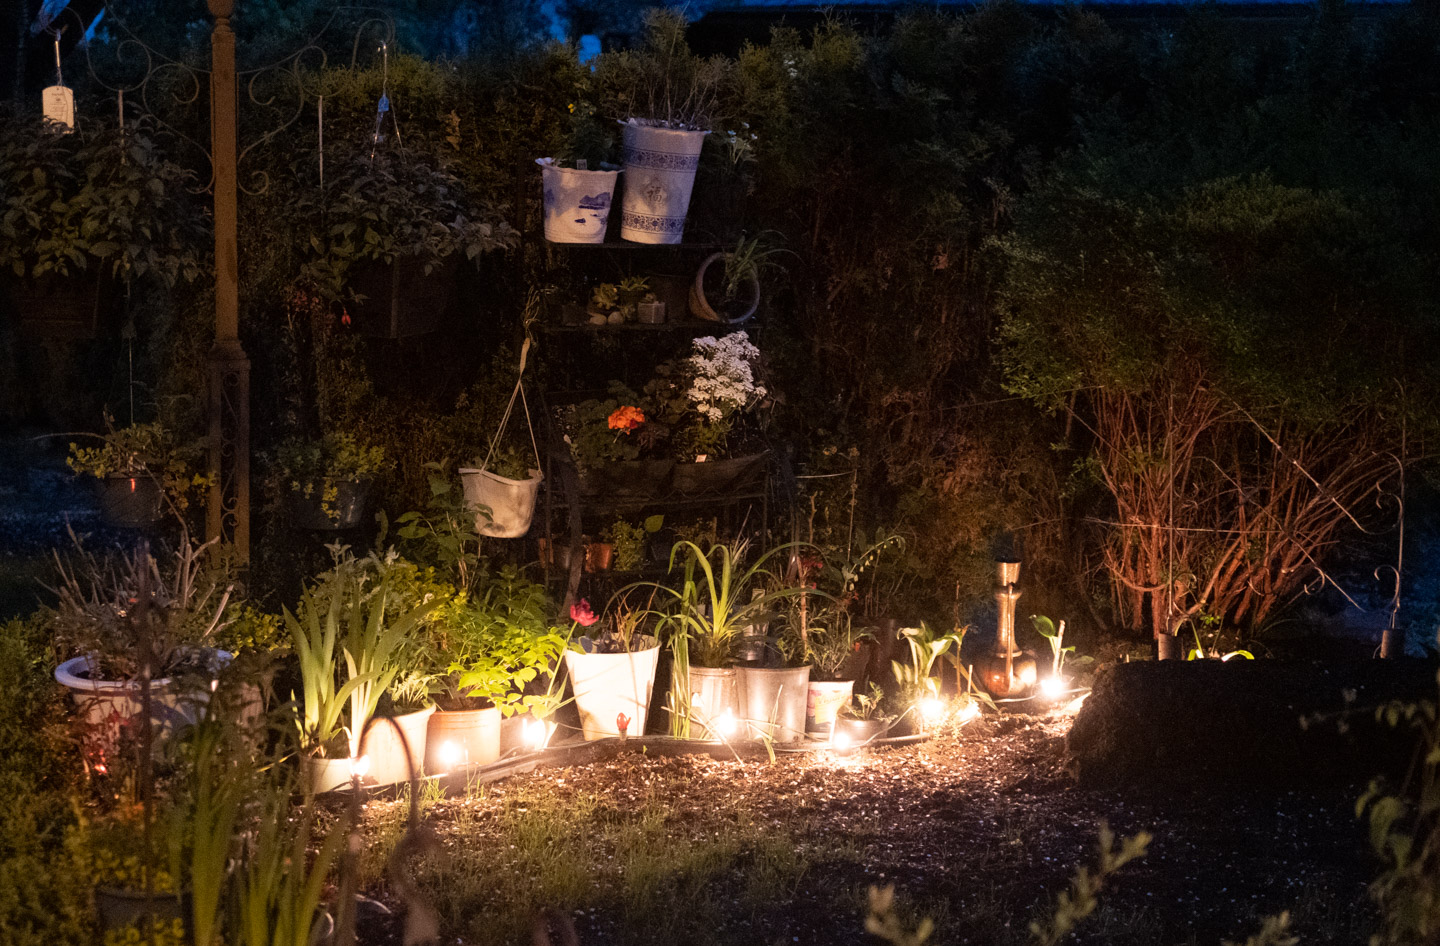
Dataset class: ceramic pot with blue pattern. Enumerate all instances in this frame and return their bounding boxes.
[618,121,708,244]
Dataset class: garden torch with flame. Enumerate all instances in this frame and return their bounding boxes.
[979,560,1037,698]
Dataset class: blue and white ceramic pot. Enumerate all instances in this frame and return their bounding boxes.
[537,159,620,244]
[618,121,708,244]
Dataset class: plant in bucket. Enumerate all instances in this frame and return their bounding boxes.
[424,569,569,771]
[537,96,620,244]
[562,596,661,740]
[459,334,543,538]
[67,415,211,528]
[648,539,804,740]
[601,10,730,242]
[286,554,434,792]
[889,623,987,735]
[50,531,235,748]
[274,431,389,530]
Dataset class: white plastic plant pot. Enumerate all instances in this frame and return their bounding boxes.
[459,467,542,538]
[736,665,811,744]
[537,159,620,244]
[54,649,233,740]
[300,754,357,795]
[359,704,436,786]
[619,121,708,244]
[564,638,660,740]
[685,665,739,740]
[426,704,502,773]
[805,679,855,735]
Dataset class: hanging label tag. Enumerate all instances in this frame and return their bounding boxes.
[43,86,74,131]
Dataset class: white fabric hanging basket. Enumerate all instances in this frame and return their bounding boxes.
[459,467,543,538]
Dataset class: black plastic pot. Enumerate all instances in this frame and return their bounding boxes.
[99,473,163,528]
[287,478,373,530]
[347,257,456,338]
[5,272,108,339]
[95,886,187,932]
[670,452,768,497]
[580,459,674,499]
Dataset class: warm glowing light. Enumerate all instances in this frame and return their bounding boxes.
[831,730,853,752]
[919,696,947,723]
[957,701,982,723]
[715,710,738,738]
[439,740,463,769]
[1039,676,1067,700]
[348,754,370,778]
[523,718,549,750]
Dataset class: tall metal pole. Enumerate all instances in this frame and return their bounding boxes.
[207,0,250,561]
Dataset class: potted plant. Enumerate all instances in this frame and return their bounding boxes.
[651,540,807,741]
[67,418,210,529]
[299,148,517,338]
[653,332,771,495]
[275,432,388,530]
[689,233,787,325]
[50,534,234,743]
[605,11,729,243]
[0,117,201,338]
[802,607,863,736]
[561,386,674,498]
[286,555,433,792]
[637,291,666,325]
[609,516,663,573]
[834,682,893,745]
[424,569,568,771]
[651,539,816,742]
[459,445,544,539]
[562,598,662,740]
[537,99,621,244]
[586,277,651,325]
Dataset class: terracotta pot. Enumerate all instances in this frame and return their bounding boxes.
[585,542,615,573]
[425,705,501,772]
[688,251,761,325]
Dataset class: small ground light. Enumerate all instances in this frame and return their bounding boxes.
[439,740,463,770]
[920,696,947,724]
[523,718,548,751]
[1039,676,1067,700]
[957,701,982,723]
[831,730,853,753]
[348,754,371,778]
[715,710,739,739]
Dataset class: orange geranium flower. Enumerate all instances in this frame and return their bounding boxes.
[607,406,646,432]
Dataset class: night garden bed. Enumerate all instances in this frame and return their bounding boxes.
[349,709,1379,946]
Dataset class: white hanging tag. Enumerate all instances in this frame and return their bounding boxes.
[43,85,75,131]
[44,39,73,132]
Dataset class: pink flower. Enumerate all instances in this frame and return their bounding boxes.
[570,599,598,627]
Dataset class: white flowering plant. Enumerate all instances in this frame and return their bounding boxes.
[655,331,767,459]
